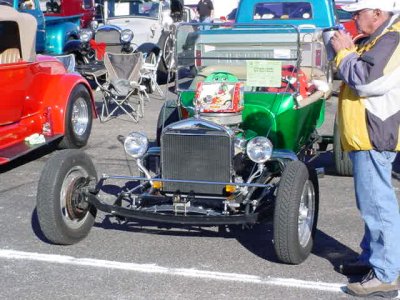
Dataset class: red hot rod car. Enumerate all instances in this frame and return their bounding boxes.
[0,6,96,165]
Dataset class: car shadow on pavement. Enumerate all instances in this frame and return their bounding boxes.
[0,143,58,173]
[94,214,242,238]
[31,208,56,244]
[93,212,358,270]
[233,222,360,268]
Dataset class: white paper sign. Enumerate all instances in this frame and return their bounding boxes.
[246,60,282,87]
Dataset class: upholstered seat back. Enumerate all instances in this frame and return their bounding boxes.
[0,48,21,64]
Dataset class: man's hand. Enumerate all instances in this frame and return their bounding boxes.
[331,30,355,53]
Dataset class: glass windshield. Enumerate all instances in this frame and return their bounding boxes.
[253,2,312,20]
[175,23,300,93]
[108,0,160,18]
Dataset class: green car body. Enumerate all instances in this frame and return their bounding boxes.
[179,90,325,153]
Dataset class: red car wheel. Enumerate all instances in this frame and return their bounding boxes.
[59,84,93,149]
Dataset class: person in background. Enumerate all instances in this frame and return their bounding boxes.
[171,0,184,21]
[196,0,213,22]
[330,0,400,297]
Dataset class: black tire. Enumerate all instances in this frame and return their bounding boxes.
[36,149,97,245]
[273,161,319,264]
[333,120,353,176]
[156,100,181,146]
[158,32,174,83]
[58,85,93,149]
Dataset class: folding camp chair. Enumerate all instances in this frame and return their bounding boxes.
[141,48,164,97]
[98,52,149,122]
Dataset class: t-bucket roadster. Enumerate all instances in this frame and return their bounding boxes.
[0,7,95,165]
[36,20,333,264]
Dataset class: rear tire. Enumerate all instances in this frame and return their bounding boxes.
[58,85,93,149]
[333,119,353,176]
[36,149,97,245]
[273,161,319,264]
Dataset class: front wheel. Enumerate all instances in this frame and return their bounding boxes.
[58,84,93,149]
[36,149,97,245]
[273,161,319,264]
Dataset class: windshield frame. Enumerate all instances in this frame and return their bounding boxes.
[106,0,161,19]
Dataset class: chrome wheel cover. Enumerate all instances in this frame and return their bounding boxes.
[298,180,315,247]
[71,97,89,136]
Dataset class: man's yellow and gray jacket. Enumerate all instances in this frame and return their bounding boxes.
[335,15,400,151]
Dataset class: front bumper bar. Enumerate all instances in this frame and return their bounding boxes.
[86,192,258,225]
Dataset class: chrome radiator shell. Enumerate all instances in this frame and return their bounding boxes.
[161,118,234,195]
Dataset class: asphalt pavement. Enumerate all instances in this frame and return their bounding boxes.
[1,81,399,300]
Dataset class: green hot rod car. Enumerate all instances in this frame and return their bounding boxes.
[36,20,335,264]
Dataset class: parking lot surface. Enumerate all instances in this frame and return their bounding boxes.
[1,83,399,299]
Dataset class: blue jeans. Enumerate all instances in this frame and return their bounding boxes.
[349,150,400,282]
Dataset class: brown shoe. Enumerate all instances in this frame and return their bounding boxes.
[346,270,399,298]
[338,259,371,275]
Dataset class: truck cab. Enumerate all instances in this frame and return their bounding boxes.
[7,0,81,54]
[42,0,96,28]
[236,0,335,27]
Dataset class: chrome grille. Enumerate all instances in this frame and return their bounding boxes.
[95,29,121,54]
[161,131,232,195]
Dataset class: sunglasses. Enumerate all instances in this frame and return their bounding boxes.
[351,8,373,17]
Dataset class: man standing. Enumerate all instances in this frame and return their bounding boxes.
[171,0,184,21]
[331,0,400,298]
[196,0,214,22]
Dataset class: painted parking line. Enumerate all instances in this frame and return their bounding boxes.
[1,249,345,294]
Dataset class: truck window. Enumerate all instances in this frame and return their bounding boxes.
[44,0,61,13]
[83,0,93,9]
[19,0,36,10]
[39,0,47,11]
[253,2,312,20]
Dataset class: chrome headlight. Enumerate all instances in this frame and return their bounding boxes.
[120,29,134,43]
[79,29,93,43]
[90,20,99,30]
[124,132,149,158]
[246,137,273,163]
